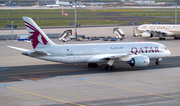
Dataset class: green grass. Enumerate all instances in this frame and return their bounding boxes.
[0,8,180,28]
[121,11,179,16]
[0,19,130,28]
[142,18,180,22]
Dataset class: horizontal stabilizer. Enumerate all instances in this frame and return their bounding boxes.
[7,46,29,52]
[22,51,50,57]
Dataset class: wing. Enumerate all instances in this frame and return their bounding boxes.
[87,53,134,62]
[146,30,173,35]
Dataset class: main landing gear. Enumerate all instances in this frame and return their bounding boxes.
[88,63,98,68]
[105,65,115,70]
[87,63,116,70]
[174,36,180,40]
[105,59,116,70]
[159,33,165,40]
[159,37,165,40]
[88,59,116,70]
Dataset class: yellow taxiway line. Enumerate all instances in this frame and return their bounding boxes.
[85,80,180,100]
[6,86,85,106]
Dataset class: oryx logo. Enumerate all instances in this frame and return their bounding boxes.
[24,21,48,49]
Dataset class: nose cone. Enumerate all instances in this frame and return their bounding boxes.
[166,50,171,56]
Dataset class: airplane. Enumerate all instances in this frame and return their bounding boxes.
[45,5,60,8]
[43,3,60,8]
[7,17,171,70]
[71,4,86,8]
[136,24,180,40]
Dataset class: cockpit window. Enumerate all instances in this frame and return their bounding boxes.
[165,47,168,50]
[160,46,168,51]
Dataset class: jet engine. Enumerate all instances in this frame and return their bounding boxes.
[127,56,150,67]
[140,32,153,38]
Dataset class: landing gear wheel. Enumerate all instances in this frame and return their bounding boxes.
[110,66,115,70]
[93,63,98,67]
[159,38,165,40]
[88,63,93,67]
[155,59,160,65]
[105,65,115,70]
[88,63,98,68]
[105,65,110,70]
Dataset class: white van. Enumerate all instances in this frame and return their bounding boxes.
[17,34,30,41]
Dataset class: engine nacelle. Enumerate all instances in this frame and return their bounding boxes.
[140,32,153,38]
[127,56,150,67]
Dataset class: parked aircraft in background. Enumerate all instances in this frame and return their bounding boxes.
[7,17,171,70]
[43,2,60,8]
[136,24,180,40]
[45,5,60,8]
[71,5,86,8]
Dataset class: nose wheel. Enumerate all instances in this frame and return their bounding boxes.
[155,61,159,65]
[105,65,115,70]
[155,58,162,65]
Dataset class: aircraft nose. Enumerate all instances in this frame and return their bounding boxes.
[167,50,171,56]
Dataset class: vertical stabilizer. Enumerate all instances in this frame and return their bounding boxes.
[22,16,55,49]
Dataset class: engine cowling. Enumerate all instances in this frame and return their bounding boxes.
[127,56,150,67]
[140,32,153,38]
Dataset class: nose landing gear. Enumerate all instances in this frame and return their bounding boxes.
[155,58,162,65]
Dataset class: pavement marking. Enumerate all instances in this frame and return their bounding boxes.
[6,86,85,106]
[85,80,180,100]
[31,91,180,106]
[0,85,10,87]
[127,100,180,106]
[0,67,9,71]
[75,79,87,81]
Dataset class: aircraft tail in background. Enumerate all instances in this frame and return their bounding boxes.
[22,16,55,49]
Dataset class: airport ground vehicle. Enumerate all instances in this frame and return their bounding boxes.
[111,38,117,41]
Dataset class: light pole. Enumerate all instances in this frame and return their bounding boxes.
[11,21,13,40]
[175,0,177,24]
[75,0,77,39]
[133,22,135,37]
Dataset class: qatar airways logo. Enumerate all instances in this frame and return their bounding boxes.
[131,47,159,55]
[24,21,48,49]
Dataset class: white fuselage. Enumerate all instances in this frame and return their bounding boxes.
[29,42,170,63]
